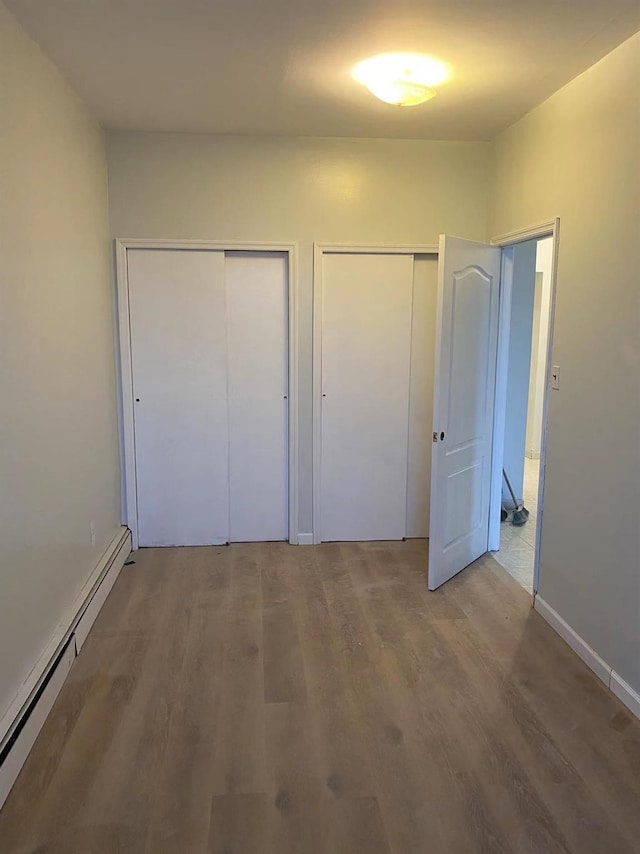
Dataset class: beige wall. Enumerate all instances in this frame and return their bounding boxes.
[489,32,640,692]
[0,3,121,728]
[106,132,491,534]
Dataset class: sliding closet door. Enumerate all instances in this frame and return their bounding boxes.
[226,252,288,541]
[406,255,438,537]
[128,249,229,547]
[321,253,414,541]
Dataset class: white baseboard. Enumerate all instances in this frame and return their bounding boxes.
[534,595,639,720]
[74,531,131,651]
[610,671,640,720]
[0,526,131,807]
[0,639,75,809]
[534,596,611,684]
[297,533,314,546]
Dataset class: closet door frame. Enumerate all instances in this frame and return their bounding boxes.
[312,243,438,544]
[115,238,299,549]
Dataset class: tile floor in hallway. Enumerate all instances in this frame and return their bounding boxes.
[493,457,540,593]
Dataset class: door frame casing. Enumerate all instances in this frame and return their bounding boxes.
[312,242,438,544]
[115,238,299,549]
[489,218,561,596]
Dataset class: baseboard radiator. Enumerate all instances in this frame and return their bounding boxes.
[0,527,131,808]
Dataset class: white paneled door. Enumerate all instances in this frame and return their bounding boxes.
[127,248,289,547]
[428,236,501,589]
[226,252,288,542]
[128,249,230,547]
[320,253,414,541]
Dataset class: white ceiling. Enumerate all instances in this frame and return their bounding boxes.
[6,0,639,140]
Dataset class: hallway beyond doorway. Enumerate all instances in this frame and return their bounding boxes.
[494,457,540,592]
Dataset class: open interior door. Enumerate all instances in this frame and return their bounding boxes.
[428,236,501,590]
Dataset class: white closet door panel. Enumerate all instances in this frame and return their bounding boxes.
[226,252,288,542]
[321,253,413,541]
[406,255,438,538]
[128,249,229,547]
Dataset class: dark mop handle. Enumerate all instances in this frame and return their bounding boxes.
[502,469,520,511]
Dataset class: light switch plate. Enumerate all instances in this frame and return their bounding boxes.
[551,365,560,390]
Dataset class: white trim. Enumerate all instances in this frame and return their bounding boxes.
[490,220,558,247]
[610,672,640,720]
[0,639,76,809]
[115,239,137,538]
[488,246,514,552]
[297,533,314,546]
[287,245,300,545]
[489,218,560,594]
[74,533,131,651]
[535,596,640,721]
[115,239,300,548]
[534,596,611,685]
[117,238,298,253]
[312,242,439,544]
[312,244,323,544]
[0,526,130,751]
[532,222,560,594]
[317,242,440,255]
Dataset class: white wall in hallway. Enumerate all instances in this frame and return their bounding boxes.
[502,239,537,504]
[526,237,554,458]
[489,31,640,696]
[0,3,121,733]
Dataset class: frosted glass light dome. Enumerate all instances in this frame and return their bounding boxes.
[353,53,448,106]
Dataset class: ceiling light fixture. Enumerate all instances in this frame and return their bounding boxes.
[353,53,448,107]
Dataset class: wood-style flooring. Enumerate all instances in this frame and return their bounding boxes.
[1,541,639,853]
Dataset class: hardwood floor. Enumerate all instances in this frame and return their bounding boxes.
[1,541,639,853]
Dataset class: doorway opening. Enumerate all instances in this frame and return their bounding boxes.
[397,223,558,592]
[490,235,556,594]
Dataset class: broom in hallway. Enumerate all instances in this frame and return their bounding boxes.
[502,469,530,526]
